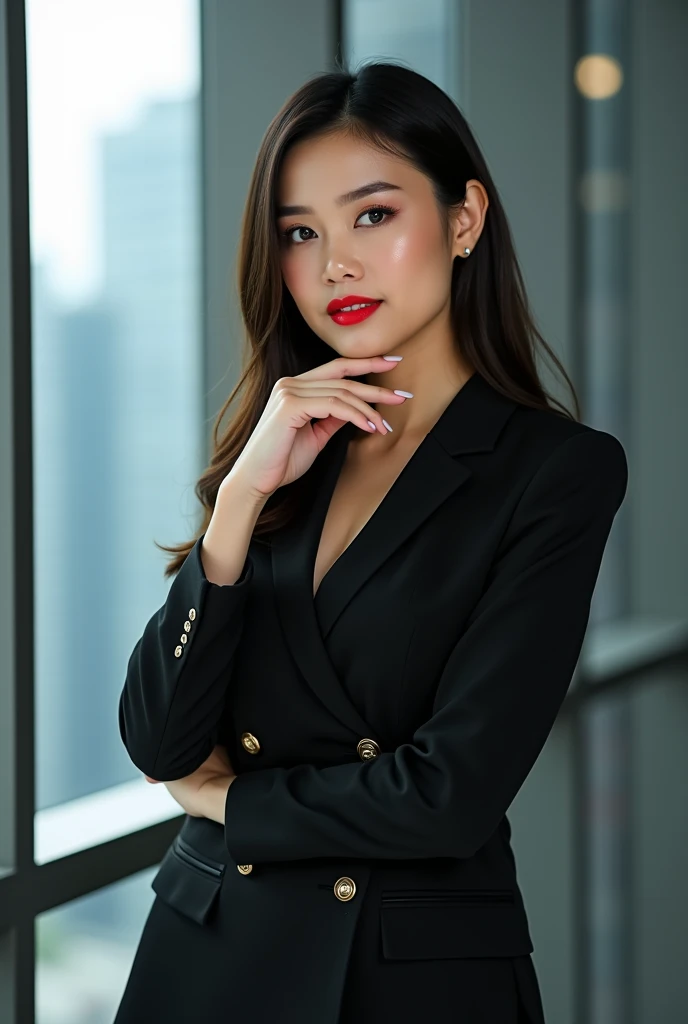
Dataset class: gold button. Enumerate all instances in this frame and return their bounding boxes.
[241,732,261,754]
[357,738,381,761]
[237,864,253,875]
[174,645,183,658]
[183,620,192,633]
[180,634,187,645]
[334,876,356,902]
[189,608,196,621]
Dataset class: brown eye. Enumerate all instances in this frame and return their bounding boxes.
[281,204,398,246]
[357,207,392,226]
[282,225,315,245]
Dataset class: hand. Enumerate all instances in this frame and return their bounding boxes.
[226,355,411,502]
[144,744,236,819]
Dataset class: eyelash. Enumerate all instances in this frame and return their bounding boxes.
[280,204,398,246]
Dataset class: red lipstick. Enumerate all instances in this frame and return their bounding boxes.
[327,294,383,326]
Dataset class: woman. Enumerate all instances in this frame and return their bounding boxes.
[114,61,627,1024]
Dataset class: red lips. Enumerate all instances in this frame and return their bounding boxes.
[326,294,382,314]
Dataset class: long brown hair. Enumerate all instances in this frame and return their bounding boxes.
[157,58,579,578]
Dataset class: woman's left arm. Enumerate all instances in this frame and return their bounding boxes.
[218,429,628,863]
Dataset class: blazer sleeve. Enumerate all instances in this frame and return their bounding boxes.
[222,428,628,863]
[118,533,254,781]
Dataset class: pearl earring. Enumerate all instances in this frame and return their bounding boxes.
[464,247,471,256]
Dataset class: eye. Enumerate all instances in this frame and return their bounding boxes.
[280,204,398,246]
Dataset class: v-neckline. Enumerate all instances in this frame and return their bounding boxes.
[269,370,519,725]
[310,372,489,601]
[311,422,432,600]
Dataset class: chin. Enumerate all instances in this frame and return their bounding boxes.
[342,339,387,358]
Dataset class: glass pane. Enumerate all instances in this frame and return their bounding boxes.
[36,866,157,1024]
[26,0,202,812]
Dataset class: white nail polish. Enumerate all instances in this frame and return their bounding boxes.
[366,420,377,430]
[394,390,414,398]
[382,419,393,432]
[383,355,403,361]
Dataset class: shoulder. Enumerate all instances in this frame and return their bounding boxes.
[504,398,627,477]
[505,403,628,514]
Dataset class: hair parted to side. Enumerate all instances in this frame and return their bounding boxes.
[156,57,580,578]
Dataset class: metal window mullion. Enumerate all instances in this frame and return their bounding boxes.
[2,0,35,1021]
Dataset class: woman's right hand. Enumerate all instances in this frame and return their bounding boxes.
[224,355,410,501]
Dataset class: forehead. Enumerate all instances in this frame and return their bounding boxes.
[276,132,422,207]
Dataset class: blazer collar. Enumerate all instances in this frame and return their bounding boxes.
[270,371,518,737]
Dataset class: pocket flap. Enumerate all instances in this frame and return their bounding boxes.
[380,903,534,960]
[151,836,225,926]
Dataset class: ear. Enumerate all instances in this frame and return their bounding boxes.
[450,179,489,259]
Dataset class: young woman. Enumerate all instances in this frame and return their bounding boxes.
[114,60,627,1024]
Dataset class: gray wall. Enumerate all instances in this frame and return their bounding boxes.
[630,2,688,1017]
[201,0,337,433]
[631,0,688,621]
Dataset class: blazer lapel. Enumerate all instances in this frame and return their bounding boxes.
[271,425,373,737]
[271,371,518,737]
[313,434,471,640]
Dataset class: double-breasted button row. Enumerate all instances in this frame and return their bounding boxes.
[174,608,197,658]
[237,730,260,875]
[357,737,380,761]
[239,732,376,761]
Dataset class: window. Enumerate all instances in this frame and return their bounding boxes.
[26,0,202,812]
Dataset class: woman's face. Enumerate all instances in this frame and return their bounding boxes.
[276,132,471,359]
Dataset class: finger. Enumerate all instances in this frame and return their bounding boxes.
[280,391,388,436]
[292,355,403,383]
[287,381,409,406]
[284,387,393,434]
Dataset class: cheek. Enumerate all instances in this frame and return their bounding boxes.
[381,227,449,307]
[281,255,326,335]
[281,255,308,299]
[384,223,444,277]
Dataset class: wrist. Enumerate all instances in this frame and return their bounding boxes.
[199,774,235,824]
[219,467,271,511]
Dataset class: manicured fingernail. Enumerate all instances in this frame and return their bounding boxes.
[366,420,377,430]
[394,390,414,398]
[383,355,403,361]
[382,419,393,432]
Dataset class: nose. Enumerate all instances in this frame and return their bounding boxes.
[324,257,362,285]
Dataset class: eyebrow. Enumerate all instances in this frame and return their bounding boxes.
[275,180,403,218]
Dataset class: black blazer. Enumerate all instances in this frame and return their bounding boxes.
[115,371,628,1024]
